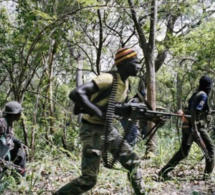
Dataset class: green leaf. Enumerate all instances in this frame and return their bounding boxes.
[76,0,99,5]
[30,10,55,21]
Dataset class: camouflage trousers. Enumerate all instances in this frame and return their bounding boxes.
[53,123,145,195]
[159,125,215,176]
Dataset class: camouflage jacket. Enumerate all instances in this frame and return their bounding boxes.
[0,117,14,137]
[0,117,21,148]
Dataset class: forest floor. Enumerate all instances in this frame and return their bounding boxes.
[2,130,215,195]
[2,153,215,195]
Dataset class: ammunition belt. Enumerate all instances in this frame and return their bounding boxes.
[102,75,118,168]
[107,106,139,168]
[102,75,139,168]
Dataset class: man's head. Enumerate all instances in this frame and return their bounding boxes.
[115,48,140,77]
[3,101,23,121]
[199,75,213,94]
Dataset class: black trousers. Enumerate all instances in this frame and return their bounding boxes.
[160,125,215,175]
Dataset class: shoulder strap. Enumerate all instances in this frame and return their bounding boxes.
[196,91,206,96]
[193,91,207,105]
[191,91,206,104]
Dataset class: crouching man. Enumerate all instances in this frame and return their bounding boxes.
[0,101,27,177]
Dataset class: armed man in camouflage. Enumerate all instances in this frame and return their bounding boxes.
[0,101,26,176]
[158,75,214,180]
[53,48,145,195]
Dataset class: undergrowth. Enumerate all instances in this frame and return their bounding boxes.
[0,125,214,195]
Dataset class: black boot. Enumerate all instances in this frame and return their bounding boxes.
[128,168,145,195]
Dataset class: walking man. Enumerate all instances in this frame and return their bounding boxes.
[158,75,214,180]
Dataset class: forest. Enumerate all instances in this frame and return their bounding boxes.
[1,0,215,194]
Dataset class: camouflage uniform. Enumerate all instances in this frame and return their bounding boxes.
[54,48,144,195]
[159,87,215,178]
[159,124,214,176]
[54,123,144,195]
[0,117,26,174]
[0,101,26,175]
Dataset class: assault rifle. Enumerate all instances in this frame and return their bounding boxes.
[192,122,211,161]
[190,111,215,161]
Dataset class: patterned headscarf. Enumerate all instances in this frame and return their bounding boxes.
[115,48,137,65]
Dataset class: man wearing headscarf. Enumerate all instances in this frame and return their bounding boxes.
[158,75,214,180]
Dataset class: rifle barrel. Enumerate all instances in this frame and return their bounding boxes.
[145,110,191,118]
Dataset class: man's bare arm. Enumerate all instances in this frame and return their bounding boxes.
[69,81,105,119]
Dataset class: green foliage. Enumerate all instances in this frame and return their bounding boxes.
[171,18,215,73]
[31,10,56,21]
[1,124,214,194]
[1,0,215,193]
[0,176,16,194]
[76,0,101,5]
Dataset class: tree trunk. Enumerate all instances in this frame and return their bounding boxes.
[67,41,84,124]
[21,117,28,147]
[145,0,157,156]
[30,93,39,161]
[176,73,183,110]
[76,62,83,124]
[128,0,157,156]
[47,39,57,135]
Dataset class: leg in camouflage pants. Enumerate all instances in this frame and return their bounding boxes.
[53,123,144,195]
[159,125,214,178]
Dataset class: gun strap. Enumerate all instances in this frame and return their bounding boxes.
[196,140,210,161]
[102,75,139,169]
[143,99,153,110]
[91,82,113,104]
